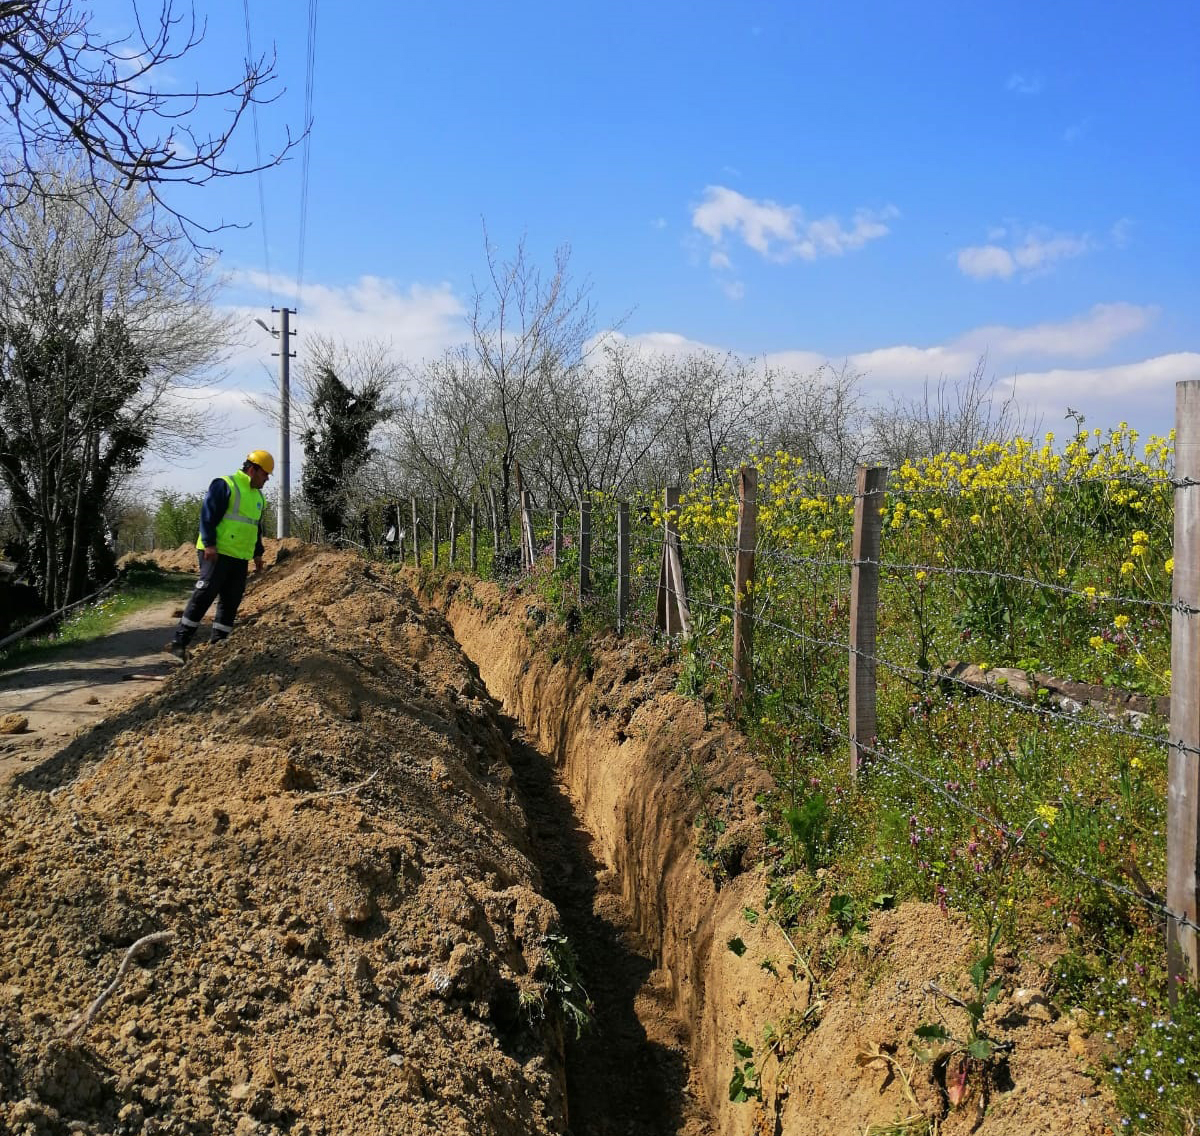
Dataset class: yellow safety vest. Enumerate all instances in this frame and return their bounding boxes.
[196,471,264,560]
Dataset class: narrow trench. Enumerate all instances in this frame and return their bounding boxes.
[500,716,714,1136]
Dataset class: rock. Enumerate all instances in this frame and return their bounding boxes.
[0,714,29,734]
[1068,1030,1089,1058]
[1013,987,1054,1020]
[279,759,316,790]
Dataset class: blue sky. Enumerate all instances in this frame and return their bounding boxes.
[110,0,1198,494]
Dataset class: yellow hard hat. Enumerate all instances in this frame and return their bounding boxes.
[246,449,275,474]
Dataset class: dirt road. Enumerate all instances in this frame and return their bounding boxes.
[0,596,187,789]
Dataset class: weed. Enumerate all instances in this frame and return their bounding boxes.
[728,1037,762,1103]
[537,932,594,1040]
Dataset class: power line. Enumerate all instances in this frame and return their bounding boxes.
[296,0,319,300]
[242,0,273,306]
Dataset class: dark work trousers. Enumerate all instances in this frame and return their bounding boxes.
[172,551,250,647]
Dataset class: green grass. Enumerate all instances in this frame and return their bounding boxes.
[0,561,192,672]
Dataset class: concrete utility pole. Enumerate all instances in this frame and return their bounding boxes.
[257,308,297,538]
[274,307,295,538]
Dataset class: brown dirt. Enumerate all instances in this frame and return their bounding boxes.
[1,544,569,1135]
[0,544,1120,1135]
[439,577,1119,1136]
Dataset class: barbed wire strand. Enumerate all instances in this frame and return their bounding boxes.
[753,682,1200,936]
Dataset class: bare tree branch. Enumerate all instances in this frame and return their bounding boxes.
[0,0,299,247]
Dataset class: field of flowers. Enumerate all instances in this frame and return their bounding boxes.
[650,423,1191,1134]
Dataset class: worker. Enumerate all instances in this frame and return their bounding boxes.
[165,450,272,662]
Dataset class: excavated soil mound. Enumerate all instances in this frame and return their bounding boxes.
[0,546,569,1135]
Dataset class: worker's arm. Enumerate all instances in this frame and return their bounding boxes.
[253,524,265,572]
[197,478,231,561]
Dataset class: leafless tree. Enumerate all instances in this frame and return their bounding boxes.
[766,363,866,489]
[391,232,595,534]
[866,355,1034,467]
[526,339,669,504]
[649,350,776,492]
[468,231,594,524]
[0,0,295,245]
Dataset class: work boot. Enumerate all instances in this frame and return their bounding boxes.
[165,640,189,663]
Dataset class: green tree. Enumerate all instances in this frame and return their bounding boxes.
[301,364,390,541]
[0,311,150,604]
[0,163,232,608]
[153,490,203,550]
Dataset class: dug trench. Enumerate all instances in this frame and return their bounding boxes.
[0,543,1116,1135]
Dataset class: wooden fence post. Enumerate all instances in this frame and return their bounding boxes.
[431,499,439,568]
[553,510,563,567]
[656,486,692,636]
[1169,379,1200,995]
[579,496,592,598]
[520,489,536,570]
[732,467,757,706]
[849,465,888,781]
[470,501,478,573]
[411,497,420,568]
[617,502,630,634]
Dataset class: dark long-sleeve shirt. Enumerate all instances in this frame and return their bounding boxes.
[198,477,265,558]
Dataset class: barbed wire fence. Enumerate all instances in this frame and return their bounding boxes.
[374,381,1200,995]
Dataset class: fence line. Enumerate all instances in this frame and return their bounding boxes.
[370,382,1196,989]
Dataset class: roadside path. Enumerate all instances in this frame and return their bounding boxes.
[0,596,185,788]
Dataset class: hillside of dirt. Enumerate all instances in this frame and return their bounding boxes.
[1,545,571,1135]
[0,542,1119,1135]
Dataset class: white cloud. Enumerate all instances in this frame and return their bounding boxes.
[957,245,1016,279]
[142,271,472,494]
[1006,72,1043,95]
[691,186,897,266]
[604,305,1182,434]
[999,354,1199,424]
[615,304,1156,380]
[961,303,1157,359]
[597,330,725,358]
[957,223,1095,280]
[229,271,467,365]
[1111,218,1135,248]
